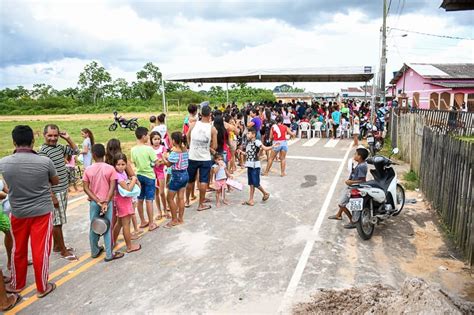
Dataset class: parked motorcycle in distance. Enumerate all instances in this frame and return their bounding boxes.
[366,123,383,156]
[108,111,139,131]
[347,148,405,240]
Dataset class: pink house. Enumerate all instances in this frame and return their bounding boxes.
[388,63,474,111]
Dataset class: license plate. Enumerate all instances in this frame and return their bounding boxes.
[348,198,363,211]
[367,136,374,143]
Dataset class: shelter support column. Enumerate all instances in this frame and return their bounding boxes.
[449,93,454,109]
[162,79,166,113]
[226,82,229,106]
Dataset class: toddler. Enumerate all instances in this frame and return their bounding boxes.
[212,154,231,207]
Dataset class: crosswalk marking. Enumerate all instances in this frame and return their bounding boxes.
[286,155,343,162]
[302,138,321,147]
[324,139,340,148]
[287,138,301,146]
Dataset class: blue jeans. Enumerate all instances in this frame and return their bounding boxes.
[89,201,113,260]
[137,175,156,200]
[169,170,189,192]
[247,167,261,187]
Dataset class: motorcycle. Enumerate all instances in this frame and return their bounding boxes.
[108,111,139,131]
[366,123,384,156]
[347,148,406,240]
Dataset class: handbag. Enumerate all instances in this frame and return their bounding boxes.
[118,183,141,197]
[226,178,243,191]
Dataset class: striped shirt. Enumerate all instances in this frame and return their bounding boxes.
[167,151,189,171]
[39,144,79,193]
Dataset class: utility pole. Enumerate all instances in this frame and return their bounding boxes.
[380,0,388,105]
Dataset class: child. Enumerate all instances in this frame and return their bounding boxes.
[65,154,79,192]
[212,154,231,207]
[149,115,157,130]
[163,132,189,228]
[352,111,360,146]
[131,127,159,231]
[290,118,298,136]
[150,131,168,220]
[328,148,369,229]
[152,113,169,149]
[83,144,124,262]
[112,153,141,253]
[241,127,274,206]
[0,180,13,275]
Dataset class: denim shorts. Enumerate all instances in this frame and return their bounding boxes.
[169,170,189,192]
[137,175,156,200]
[187,160,212,183]
[273,140,288,153]
[247,167,261,187]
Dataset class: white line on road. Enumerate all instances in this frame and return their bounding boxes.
[68,194,87,205]
[277,144,353,314]
[324,138,340,148]
[302,138,320,147]
[287,138,301,146]
[286,155,343,162]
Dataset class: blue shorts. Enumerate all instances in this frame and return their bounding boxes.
[273,140,288,153]
[187,160,212,184]
[247,167,261,187]
[169,170,189,192]
[137,175,156,200]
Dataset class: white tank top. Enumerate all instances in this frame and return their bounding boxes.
[189,121,212,161]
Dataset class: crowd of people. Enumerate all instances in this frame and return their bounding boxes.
[0,98,383,310]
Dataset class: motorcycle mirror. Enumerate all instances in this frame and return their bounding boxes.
[392,148,399,155]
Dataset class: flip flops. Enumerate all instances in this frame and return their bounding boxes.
[37,283,56,298]
[104,252,125,262]
[241,201,254,206]
[262,193,270,202]
[328,215,342,220]
[126,244,142,253]
[197,205,212,211]
[2,293,22,311]
[91,246,104,259]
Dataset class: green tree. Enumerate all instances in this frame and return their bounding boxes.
[57,87,79,99]
[78,61,112,104]
[135,62,162,100]
[165,81,190,93]
[30,83,53,99]
[113,78,133,100]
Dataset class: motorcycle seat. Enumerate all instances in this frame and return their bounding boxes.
[363,180,388,191]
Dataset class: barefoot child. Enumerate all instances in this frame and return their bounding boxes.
[242,127,274,206]
[150,131,168,219]
[112,153,141,253]
[163,132,189,228]
[131,127,159,232]
[212,154,231,207]
[83,144,124,262]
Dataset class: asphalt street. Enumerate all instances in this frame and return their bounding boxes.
[1,138,472,314]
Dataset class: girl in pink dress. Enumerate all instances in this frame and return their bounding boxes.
[114,153,141,253]
[150,131,168,219]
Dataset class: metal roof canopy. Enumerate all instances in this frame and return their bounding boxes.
[165,66,374,83]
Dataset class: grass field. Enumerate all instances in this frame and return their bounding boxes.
[0,114,185,158]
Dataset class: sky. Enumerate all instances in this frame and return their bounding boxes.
[0,0,473,92]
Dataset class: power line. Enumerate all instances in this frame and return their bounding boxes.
[389,27,473,40]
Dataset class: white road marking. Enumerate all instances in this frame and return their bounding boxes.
[68,194,87,205]
[287,138,301,146]
[286,155,343,162]
[277,144,353,314]
[324,138,340,148]
[302,138,320,147]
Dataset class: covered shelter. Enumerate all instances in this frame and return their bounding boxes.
[162,66,374,109]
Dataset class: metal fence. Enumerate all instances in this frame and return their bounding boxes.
[419,127,473,266]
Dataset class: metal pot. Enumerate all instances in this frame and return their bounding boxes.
[91,215,110,236]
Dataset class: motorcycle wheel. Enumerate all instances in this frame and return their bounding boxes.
[356,207,375,240]
[392,184,405,217]
[108,123,118,131]
[128,122,138,131]
[368,144,376,156]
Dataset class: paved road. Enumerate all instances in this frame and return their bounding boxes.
[1,138,471,314]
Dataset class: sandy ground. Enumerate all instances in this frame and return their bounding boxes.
[0,112,182,122]
[1,138,472,314]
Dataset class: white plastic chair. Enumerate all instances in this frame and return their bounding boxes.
[299,122,311,138]
[313,122,323,138]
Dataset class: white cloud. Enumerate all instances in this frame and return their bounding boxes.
[0,0,472,92]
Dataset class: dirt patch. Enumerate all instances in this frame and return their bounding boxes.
[0,112,182,122]
[293,278,474,315]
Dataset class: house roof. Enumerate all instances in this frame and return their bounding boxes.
[389,63,474,84]
[440,0,474,11]
[429,81,474,88]
[274,92,315,98]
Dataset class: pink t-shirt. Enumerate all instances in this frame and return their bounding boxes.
[83,162,117,201]
[153,145,165,173]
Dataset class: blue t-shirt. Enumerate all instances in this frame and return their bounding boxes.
[332,111,341,125]
[349,162,368,181]
[251,117,262,132]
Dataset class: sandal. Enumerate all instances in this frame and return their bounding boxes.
[91,246,104,259]
[328,215,342,220]
[262,193,270,202]
[126,244,142,253]
[197,205,212,211]
[241,201,254,206]
[139,222,149,228]
[343,223,357,229]
[37,282,56,298]
[1,292,22,311]
[53,246,75,253]
[60,254,79,261]
[148,223,159,231]
[163,221,179,229]
[104,252,125,262]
